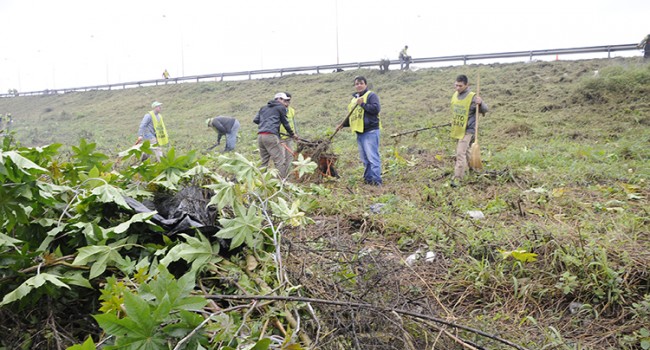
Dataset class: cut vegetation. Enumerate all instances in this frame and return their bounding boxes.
[0,57,648,349]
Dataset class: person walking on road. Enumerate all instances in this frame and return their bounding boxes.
[253,92,298,178]
[449,74,488,187]
[279,92,297,172]
[136,101,169,162]
[337,76,383,186]
[206,116,240,152]
[399,45,411,70]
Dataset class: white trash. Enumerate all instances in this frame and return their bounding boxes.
[467,210,485,220]
[405,253,419,266]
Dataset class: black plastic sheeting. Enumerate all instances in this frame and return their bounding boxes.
[123,185,219,235]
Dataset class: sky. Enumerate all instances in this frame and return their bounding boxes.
[1,0,648,93]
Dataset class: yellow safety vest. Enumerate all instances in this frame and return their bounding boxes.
[150,111,169,146]
[450,91,475,140]
[279,106,296,140]
[348,91,381,133]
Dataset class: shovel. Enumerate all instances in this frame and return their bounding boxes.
[469,74,483,170]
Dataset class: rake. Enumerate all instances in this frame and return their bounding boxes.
[469,74,483,170]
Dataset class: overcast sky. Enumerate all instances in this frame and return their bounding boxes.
[1,0,648,92]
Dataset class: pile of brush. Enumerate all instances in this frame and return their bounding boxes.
[295,137,339,180]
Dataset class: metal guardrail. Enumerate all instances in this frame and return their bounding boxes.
[1,44,640,98]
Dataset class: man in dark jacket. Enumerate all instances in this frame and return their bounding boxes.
[206,116,240,152]
[253,92,297,178]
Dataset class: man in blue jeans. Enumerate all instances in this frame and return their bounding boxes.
[206,116,240,152]
[337,76,382,185]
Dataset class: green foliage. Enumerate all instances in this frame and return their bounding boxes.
[1,58,649,349]
[0,139,314,349]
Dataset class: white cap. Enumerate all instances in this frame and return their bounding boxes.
[274,92,289,100]
[151,101,163,108]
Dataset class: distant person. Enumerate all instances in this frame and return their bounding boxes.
[449,74,488,187]
[206,116,240,152]
[162,69,170,79]
[253,92,297,178]
[336,76,382,186]
[379,58,390,73]
[279,92,297,172]
[399,45,411,70]
[135,101,169,162]
[638,34,650,60]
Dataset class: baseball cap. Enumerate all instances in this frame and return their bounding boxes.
[151,101,163,108]
[274,92,289,100]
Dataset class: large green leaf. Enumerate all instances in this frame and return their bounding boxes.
[1,150,48,173]
[91,184,130,209]
[160,232,217,271]
[217,203,263,250]
[0,272,70,306]
[73,238,129,279]
[0,232,23,249]
[112,212,157,234]
[206,180,238,210]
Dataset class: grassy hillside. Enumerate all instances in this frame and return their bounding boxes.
[1,57,649,349]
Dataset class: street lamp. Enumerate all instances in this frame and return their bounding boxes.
[335,0,340,65]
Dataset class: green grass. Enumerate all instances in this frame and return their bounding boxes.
[1,57,649,349]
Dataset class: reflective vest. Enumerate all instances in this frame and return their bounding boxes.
[450,91,475,139]
[348,91,381,133]
[150,111,169,146]
[279,106,296,140]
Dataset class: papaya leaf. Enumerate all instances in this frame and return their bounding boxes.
[206,180,238,210]
[0,272,70,306]
[112,211,157,234]
[91,184,130,209]
[292,153,317,179]
[2,150,48,173]
[217,203,263,250]
[160,232,216,271]
[0,232,23,249]
[73,238,129,279]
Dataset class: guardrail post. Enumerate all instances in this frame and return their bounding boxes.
[529,51,533,61]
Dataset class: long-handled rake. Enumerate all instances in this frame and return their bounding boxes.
[311,104,359,162]
[469,74,483,170]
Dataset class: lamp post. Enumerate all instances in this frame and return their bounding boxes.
[335,0,340,65]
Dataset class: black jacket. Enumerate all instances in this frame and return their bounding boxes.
[253,100,294,136]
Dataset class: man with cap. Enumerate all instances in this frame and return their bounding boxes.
[206,115,240,152]
[253,92,298,178]
[136,101,168,161]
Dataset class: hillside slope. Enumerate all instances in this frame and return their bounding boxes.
[1,57,649,349]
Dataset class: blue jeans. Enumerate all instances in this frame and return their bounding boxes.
[356,129,382,184]
[225,120,240,151]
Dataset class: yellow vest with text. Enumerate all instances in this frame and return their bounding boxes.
[279,106,296,140]
[450,91,475,139]
[150,111,169,146]
[348,91,380,133]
